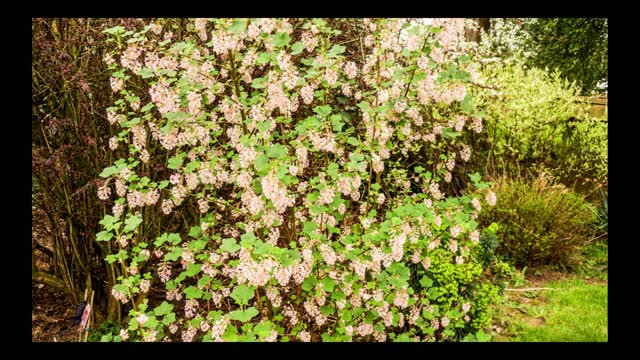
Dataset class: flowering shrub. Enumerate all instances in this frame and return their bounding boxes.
[96,18,497,342]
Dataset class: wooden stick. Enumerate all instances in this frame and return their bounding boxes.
[84,290,95,342]
[504,287,556,292]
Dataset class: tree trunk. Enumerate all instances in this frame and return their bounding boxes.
[465,18,491,43]
[32,271,77,298]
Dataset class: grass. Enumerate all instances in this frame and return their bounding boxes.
[492,242,608,342]
[577,241,608,281]
[508,278,607,341]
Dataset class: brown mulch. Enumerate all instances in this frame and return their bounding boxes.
[32,282,79,342]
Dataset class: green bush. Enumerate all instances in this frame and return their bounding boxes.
[477,173,594,268]
[557,118,608,187]
[473,59,608,187]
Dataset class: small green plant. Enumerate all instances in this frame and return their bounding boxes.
[477,223,500,266]
[461,329,492,342]
[510,266,527,288]
[591,187,608,241]
[88,320,121,342]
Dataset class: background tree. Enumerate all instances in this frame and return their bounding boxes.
[521,18,607,95]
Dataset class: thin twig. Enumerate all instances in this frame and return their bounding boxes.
[504,287,556,292]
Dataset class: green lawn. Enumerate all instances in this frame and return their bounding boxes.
[492,241,608,342]
[518,278,606,341]
[496,277,607,342]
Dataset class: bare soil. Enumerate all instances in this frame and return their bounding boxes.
[32,282,78,342]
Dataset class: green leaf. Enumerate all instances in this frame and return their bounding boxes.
[476,330,492,342]
[320,304,335,316]
[322,276,336,292]
[327,163,339,179]
[313,105,332,118]
[139,68,154,79]
[99,166,118,178]
[184,263,202,277]
[254,120,271,135]
[394,333,414,342]
[138,177,150,187]
[153,301,174,316]
[296,116,323,133]
[167,153,186,170]
[162,312,176,325]
[291,42,305,55]
[357,101,371,112]
[303,221,318,233]
[251,77,268,89]
[164,247,183,262]
[414,166,425,174]
[256,52,271,66]
[229,307,259,322]
[252,321,274,339]
[168,233,182,245]
[230,284,255,306]
[154,233,168,247]
[266,143,287,159]
[123,214,143,233]
[321,333,338,342]
[121,117,141,128]
[229,18,247,34]
[272,32,290,48]
[442,128,461,139]
[347,137,360,146]
[254,154,269,172]
[221,238,241,254]
[184,286,203,299]
[188,226,202,238]
[428,287,440,300]
[99,215,120,231]
[96,230,113,242]
[103,26,125,35]
[328,44,346,57]
[302,275,318,292]
[185,161,200,173]
[189,239,207,252]
[419,276,433,288]
[468,172,481,183]
[330,114,344,132]
[461,93,473,114]
[240,231,257,247]
[198,275,212,288]
[350,152,365,162]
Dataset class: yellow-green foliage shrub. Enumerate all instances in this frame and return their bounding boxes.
[474,59,607,187]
